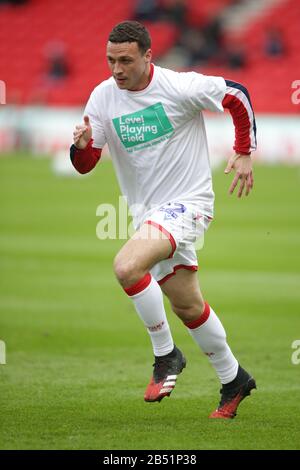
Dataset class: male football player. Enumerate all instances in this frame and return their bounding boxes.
[71,21,257,419]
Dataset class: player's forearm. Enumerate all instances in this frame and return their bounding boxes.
[222,80,257,155]
[70,139,102,174]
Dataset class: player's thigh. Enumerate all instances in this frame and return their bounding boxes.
[160,269,204,311]
[114,222,173,278]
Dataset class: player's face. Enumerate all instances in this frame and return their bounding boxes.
[106,41,152,91]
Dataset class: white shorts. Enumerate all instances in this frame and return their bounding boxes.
[144,202,212,285]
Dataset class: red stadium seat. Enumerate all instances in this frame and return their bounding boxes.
[0,0,299,112]
[0,0,181,105]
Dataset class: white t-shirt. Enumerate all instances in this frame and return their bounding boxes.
[84,65,226,227]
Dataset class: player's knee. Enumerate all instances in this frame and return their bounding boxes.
[172,300,205,323]
[113,255,141,287]
[113,256,133,284]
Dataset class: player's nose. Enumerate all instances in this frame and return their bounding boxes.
[114,63,123,75]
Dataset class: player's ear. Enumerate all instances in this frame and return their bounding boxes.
[145,48,152,64]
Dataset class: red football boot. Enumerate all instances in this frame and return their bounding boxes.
[210,366,257,419]
[144,346,186,402]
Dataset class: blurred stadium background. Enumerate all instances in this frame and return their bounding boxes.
[0,0,300,450]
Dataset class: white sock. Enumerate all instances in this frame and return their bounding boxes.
[124,273,174,357]
[185,302,238,384]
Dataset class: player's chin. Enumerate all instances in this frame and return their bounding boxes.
[114,78,128,89]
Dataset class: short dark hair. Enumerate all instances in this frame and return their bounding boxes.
[108,21,151,54]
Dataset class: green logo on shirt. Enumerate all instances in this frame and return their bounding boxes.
[112,102,174,152]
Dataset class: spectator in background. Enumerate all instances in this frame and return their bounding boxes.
[178,28,207,65]
[161,0,187,29]
[264,27,285,57]
[0,0,28,5]
[227,44,246,69]
[203,16,224,58]
[134,0,187,28]
[178,15,225,66]
[134,0,161,22]
[29,41,70,104]
[44,41,70,82]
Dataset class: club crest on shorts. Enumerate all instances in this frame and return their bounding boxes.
[159,203,187,220]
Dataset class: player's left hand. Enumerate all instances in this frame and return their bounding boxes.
[224,154,254,198]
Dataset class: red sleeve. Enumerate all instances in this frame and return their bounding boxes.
[222,80,257,155]
[70,139,102,174]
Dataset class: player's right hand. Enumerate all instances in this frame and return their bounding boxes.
[73,115,92,149]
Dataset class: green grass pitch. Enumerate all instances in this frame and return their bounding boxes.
[0,154,300,450]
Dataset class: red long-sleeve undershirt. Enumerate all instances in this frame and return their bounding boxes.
[70,138,101,174]
[222,94,252,155]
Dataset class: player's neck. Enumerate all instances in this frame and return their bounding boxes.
[129,63,154,92]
